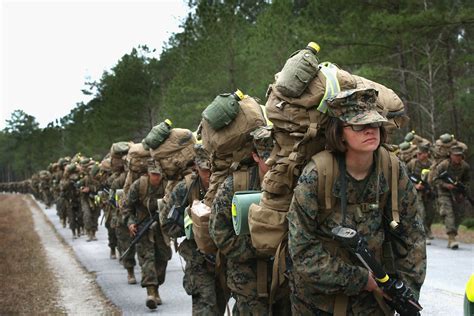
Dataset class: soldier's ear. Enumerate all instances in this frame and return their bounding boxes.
[251,152,260,164]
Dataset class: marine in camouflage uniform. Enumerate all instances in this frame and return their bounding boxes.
[209,127,289,315]
[79,159,101,241]
[123,159,172,310]
[52,160,68,226]
[434,145,471,249]
[287,89,426,315]
[110,156,137,284]
[160,144,228,315]
[61,163,83,238]
[406,143,436,241]
[99,157,119,259]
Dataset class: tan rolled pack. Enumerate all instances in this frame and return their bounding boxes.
[190,200,217,254]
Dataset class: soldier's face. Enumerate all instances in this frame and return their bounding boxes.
[417,152,429,161]
[450,154,463,165]
[342,124,380,154]
[149,173,162,186]
[197,167,211,190]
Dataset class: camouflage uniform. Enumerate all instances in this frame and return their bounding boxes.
[103,170,119,253]
[112,170,136,270]
[123,167,172,308]
[80,161,101,240]
[161,168,228,315]
[61,165,83,238]
[123,172,171,285]
[434,150,470,238]
[406,146,436,238]
[39,170,53,207]
[287,89,426,315]
[210,165,272,315]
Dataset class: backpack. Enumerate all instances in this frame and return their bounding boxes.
[248,62,407,257]
[201,95,266,207]
[197,93,265,254]
[150,128,196,180]
[126,142,151,174]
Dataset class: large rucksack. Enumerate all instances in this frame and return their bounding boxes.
[194,93,266,254]
[248,61,407,257]
[149,128,196,181]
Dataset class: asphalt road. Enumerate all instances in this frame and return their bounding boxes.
[39,200,191,315]
[35,198,472,315]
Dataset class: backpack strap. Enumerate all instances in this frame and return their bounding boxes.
[232,165,250,192]
[138,175,149,206]
[379,146,400,225]
[313,151,339,212]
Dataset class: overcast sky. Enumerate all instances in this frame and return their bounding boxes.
[1,0,189,129]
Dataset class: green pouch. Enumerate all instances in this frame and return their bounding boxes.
[202,94,240,130]
[144,119,172,150]
[232,191,262,235]
[275,46,320,98]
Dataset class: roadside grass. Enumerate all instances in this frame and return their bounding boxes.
[431,222,474,243]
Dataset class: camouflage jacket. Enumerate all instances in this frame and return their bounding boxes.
[287,153,426,314]
[434,158,470,197]
[123,175,166,226]
[209,165,260,262]
[406,158,433,179]
[160,173,205,238]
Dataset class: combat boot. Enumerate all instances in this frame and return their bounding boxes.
[447,233,459,250]
[110,247,117,259]
[91,230,98,241]
[127,267,137,284]
[86,230,93,242]
[145,286,158,310]
[155,287,162,305]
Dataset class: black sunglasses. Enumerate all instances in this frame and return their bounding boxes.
[343,122,383,132]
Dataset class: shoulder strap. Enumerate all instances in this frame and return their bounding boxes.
[379,146,400,224]
[138,175,149,203]
[313,150,338,210]
[233,165,250,192]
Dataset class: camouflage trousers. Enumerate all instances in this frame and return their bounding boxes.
[438,194,465,235]
[104,207,117,249]
[179,240,228,315]
[56,197,68,221]
[116,218,136,269]
[67,199,82,232]
[227,258,291,316]
[136,223,172,287]
[41,189,53,207]
[81,196,100,232]
[415,191,436,235]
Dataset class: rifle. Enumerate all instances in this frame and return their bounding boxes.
[332,226,423,316]
[437,171,474,204]
[120,212,160,261]
[408,170,434,197]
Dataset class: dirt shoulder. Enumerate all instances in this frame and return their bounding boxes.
[0,194,120,314]
[0,194,64,314]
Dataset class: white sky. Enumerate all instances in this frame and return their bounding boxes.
[1,0,189,129]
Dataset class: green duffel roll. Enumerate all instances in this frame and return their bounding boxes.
[184,209,194,240]
[202,90,243,131]
[232,190,261,235]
